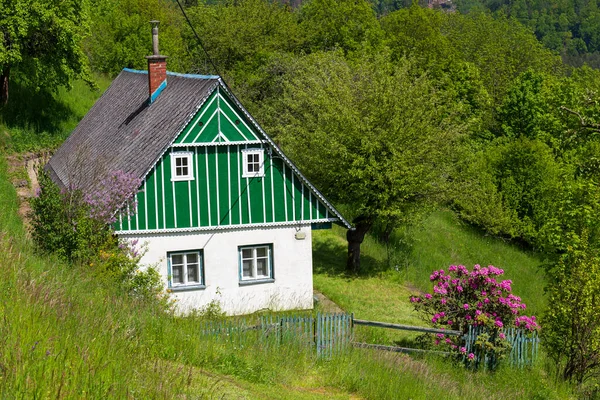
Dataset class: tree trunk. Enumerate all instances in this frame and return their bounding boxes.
[0,65,9,106]
[346,219,373,274]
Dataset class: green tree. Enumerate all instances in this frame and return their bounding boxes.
[274,51,466,272]
[86,0,189,75]
[542,183,600,387]
[184,0,302,76]
[0,0,93,105]
[298,0,383,54]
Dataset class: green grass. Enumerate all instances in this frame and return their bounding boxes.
[0,74,112,152]
[314,209,546,318]
[311,210,573,398]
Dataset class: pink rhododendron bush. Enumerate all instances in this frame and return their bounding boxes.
[410,264,539,367]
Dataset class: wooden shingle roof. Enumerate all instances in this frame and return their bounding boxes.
[46,69,219,191]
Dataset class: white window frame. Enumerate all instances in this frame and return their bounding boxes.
[241,148,265,178]
[171,152,194,181]
[168,250,204,290]
[239,244,273,284]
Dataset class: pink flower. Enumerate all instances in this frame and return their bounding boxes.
[463,303,469,309]
[495,319,503,328]
[456,286,463,292]
[468,353,475,360]
[499,333,506,340]
[424,293,432,299]
[460,347,467,354]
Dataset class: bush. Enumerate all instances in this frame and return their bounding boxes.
[410,264,538,368]
[31,168,166,305]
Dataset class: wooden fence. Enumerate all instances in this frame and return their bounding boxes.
[198,313,539,366]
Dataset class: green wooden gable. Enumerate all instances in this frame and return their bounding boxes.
[174,89,261,145]
[114,86,342,233]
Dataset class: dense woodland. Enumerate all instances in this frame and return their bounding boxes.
[3,0,600,394]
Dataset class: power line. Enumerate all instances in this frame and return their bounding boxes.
[174,0,223,78]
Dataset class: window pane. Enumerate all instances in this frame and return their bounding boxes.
[172,265,183,284]
[187,264,199,283]
[172,254,183,265]
[242,248,253,259]
[187,253,198,264]
[256,247,267,258]
[256,258,268,277]
[242,260,253,277]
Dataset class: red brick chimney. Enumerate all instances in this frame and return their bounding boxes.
[146,21,167,103]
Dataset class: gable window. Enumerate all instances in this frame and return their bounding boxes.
[171,152,194,181]
[242,148,264,178]
[168,250,204,290]
[239,244,273,284]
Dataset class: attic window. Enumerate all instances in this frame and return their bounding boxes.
[171,152,194,181]
[242,148,264,178]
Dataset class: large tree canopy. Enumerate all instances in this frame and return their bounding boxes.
[273,52,468,272]
[0,0,93,105]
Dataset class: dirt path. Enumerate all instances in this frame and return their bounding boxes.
[6,153,43,234]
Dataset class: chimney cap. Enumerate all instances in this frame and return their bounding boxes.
[150,20,160,27]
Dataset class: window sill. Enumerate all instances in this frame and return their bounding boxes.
[239,278,274,287]
[242,174,264,179]
[171,177,195,182]
[168,284,206,292]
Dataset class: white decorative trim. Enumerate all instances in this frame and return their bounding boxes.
[170,152,194,182]
[171,140,263,147]
[241,148,265,178]
[115,218,337,235]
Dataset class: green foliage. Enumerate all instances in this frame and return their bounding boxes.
[184,0,302,76]
[276,51,466,227]
[0,0,94,103]
[30,168,164,303]
[86,0,190,75]
[298,0,383,54]
[543,233,600,387]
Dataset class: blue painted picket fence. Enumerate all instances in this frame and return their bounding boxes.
[199,313,353,358]
[198,313,539,366]
[463,325,540,369]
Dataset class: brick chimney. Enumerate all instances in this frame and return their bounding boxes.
[146,21,167,103]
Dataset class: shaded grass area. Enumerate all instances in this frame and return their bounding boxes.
[313,209,546,317]
[0,74,111,152]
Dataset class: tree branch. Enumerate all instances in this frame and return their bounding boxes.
[560,106,600,133]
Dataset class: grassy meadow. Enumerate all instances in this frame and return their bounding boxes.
[0,75,575,399]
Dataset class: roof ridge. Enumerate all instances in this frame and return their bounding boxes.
[122,68,220,80]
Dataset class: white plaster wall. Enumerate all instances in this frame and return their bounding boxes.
[121,224,314,315]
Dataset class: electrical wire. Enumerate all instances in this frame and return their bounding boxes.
[174,0,223,78]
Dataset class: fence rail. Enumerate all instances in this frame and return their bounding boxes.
[197,312,539,366]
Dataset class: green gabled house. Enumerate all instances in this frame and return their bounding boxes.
[46,23,350,314]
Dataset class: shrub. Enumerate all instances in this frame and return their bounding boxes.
[31,168,166,305]
[410,264,538,368]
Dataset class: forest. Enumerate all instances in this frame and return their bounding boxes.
[3,0,600,395]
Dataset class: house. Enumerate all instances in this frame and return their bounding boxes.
[46,22,350,315]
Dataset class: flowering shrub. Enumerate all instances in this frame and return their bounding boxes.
[410,264,539,367]
[84,170,141,225]
[31,168,166,308]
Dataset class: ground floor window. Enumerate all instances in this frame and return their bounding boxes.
[168,250,204,289]
[239,244,273,283]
